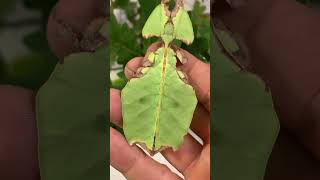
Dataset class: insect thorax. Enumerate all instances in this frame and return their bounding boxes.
[162,22,175,46]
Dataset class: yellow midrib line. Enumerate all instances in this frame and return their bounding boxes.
[152,47,168,151]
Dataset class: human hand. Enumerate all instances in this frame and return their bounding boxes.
[110,42,210,180]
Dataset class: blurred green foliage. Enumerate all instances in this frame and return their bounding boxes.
[0,0,58,90]
[110,0,211,89]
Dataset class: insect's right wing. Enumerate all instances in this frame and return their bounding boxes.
[172,6,194,45]
[142,4,169,39]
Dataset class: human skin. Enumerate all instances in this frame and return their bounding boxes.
[0,0,319,179]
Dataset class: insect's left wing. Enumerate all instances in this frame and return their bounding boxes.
[142,4,169,39]
[172,7,194,45]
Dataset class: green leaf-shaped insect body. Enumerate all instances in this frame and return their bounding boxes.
[121,0,197,155]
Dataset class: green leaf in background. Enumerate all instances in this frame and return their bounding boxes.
[111,71,128,90]
[109,15,143,65]
[185,1,210,62]
[190,1,210,39]
[36,45,107,180]
[212,36,280,180]
[138,0,159,24]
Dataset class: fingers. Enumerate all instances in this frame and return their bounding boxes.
[0,85,39,180]
[47,0,107,60]
[124,57,144,79]
[110,128,181,180]
[124,42,162,78]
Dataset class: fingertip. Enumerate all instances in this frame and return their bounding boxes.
[124,57,143,79]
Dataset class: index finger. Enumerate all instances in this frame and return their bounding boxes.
[179,50,210,111]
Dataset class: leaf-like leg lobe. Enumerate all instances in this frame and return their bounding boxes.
[175,49,187,64]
